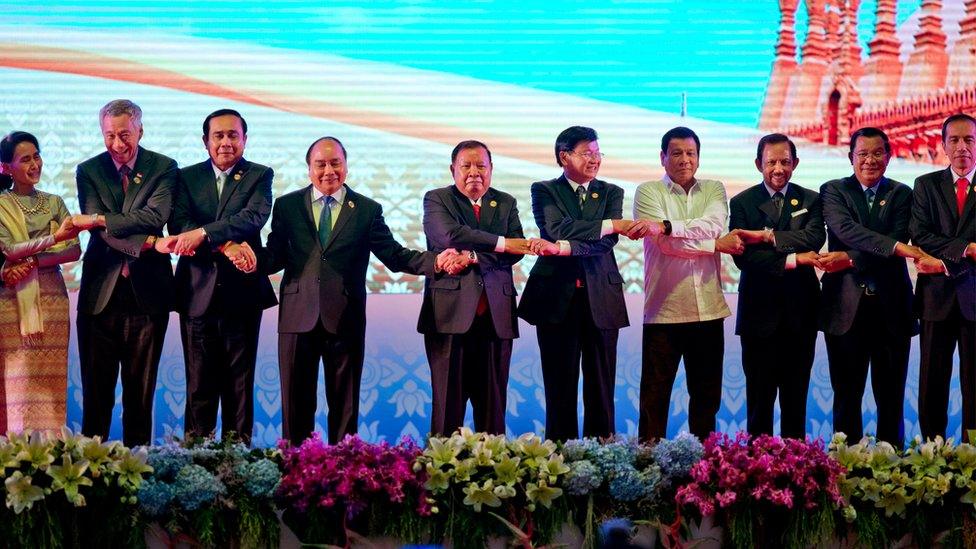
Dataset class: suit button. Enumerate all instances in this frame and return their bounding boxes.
[477,281,484,286]
[316,277,321,282]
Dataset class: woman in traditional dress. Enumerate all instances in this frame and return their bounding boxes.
[0,131,82,434]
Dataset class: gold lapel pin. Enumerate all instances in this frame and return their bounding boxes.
[790,198,799,206]
[348,200,355,208]
[133,173,143,185]
[489,200,497,207]
[233,172,242,181]
[591,192,599,199]
[879,200,886,207]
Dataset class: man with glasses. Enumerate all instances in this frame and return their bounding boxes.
[519,125,646,441]
[819,127,927,447]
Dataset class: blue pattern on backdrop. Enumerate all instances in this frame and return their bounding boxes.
[65,294,960,447]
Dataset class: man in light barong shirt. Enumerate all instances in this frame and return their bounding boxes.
[632,126,743,441]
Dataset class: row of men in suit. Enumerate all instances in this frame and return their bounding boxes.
[58,97,973,449]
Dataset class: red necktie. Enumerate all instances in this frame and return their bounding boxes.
[957,178,969,216]
[472,203,488,316]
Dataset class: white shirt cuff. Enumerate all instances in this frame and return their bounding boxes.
[785,253,797,270]
[557,240,572,256]
[495,236,506,253]
[600,219,614,237]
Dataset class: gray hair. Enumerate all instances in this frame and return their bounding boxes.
[99,99,143,127]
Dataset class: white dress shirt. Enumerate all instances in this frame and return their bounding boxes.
[633,175,731,324]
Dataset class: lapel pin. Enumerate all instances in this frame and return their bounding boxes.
[348,200,355,208]
[790,198,799,206]
[489,200,497,207]
[591,192,599,199]
[879,200,886,207]
[133,173,143,185]
[233,171,242,181]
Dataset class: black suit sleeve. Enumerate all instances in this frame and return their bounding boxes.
[531,182,604,241]
[910,177,971,262]
[369,204,434,276]
[821,181,905,270]
[422,190,503,252]
[729,195,787,275]
[773,193,826,253]
[203,167,274,245]
[474,198,525,271]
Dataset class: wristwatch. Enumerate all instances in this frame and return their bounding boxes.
[662,220,673,236]
[146,235,158,247]
[467,250,477,263]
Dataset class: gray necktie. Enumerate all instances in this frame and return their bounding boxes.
[216,171,227,198]
[865,187,876,210]
[576,185,586,207]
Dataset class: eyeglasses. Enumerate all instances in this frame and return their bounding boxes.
[570,151,604,160]
[853,151,887,161]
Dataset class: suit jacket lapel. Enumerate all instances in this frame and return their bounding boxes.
[216,160,249,219]
[478,188,498,229]
[781,184,803,230]
[845,176,872,226]
[940,168,961,226]
[554,175,583,218]
[756,184,780,227]
[301,186,320,251]
[96,154,124,212]
[323,185,355,251]
[581,179,603,220]
[869,178,891,226]
[122,148,150,213]
[450,186,479,228]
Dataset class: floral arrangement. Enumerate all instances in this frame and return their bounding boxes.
[138,437,281,549]
[676,432,845,549]
[0,428,151,548]
[830,434,976,548]
[275,433,431,546]
[415,428,571,549]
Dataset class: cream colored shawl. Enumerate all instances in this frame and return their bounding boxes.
[0,194,43,342]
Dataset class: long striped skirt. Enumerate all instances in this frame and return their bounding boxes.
[0,270,70,435]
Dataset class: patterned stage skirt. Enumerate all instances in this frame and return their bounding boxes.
[0,269,70,435]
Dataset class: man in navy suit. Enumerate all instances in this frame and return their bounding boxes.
[518,126,643,441]
[162,109,277,443]
[418,140,530,436]
[818,127,929,447]
[729,133,825,438]
[910,114,976,442]
[73,99,177,446]
[253,136,454,445]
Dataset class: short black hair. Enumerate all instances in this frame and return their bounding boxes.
[554,126,598,167]
[451,140,492,164]
[0,131,40,192]
[848,127,891,156]
[756,133,797,163]
[941,113,976,143]
[305,136,348,164]
[661,126,700,155]
[203,108,247,137]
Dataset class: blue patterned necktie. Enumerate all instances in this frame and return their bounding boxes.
[318,196,334,247]
[865,187,876,210]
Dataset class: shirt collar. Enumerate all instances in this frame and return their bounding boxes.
[312,185,346,204]
[111,150,138,174]
[566,176,591,189]
[211,160,238,180]
[950,165,976,183]
[663,173,699,195]
[859,176,885,193]
[762,181,789,197]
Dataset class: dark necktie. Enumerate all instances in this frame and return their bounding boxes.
[957,178,968,216]
[472,202,488,315]
[771,191,784,223]
[318,196,334,247]
[119,165,131,195]
[576,185,586,208]
[865,187,876,210]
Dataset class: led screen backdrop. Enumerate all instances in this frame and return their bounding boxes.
[0,0,969,445]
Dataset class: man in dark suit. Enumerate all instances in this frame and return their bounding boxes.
[72,99,177,446]
[418,140,530,436]
[818,127,928,448]
[518,126,640,441]
[160,109,277,443]
[910,113,976,442]
[729,133,825,439]
[254,136,452,445]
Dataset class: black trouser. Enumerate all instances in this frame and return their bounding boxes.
[740,326,816,439]
[918,303,976,442]
[536,289,618,441]
[424,312,512,436]
[278,320,365,445]
[79,278,168,447]
[825,295,910,447]
[180,309,262,443]
[639,319,724,441]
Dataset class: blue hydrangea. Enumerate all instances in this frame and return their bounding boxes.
[147,445,193,482]
[137,477,174,517]
[563,460,603,496]
[173,464,226,511]
[236,459,281,499]
[608,464,660,502]
[592,440,638,477]
[652,432,703,484]
[560,438,600,462]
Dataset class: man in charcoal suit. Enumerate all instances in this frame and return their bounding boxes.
[729,133,825,439]
[161,108,277,443]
